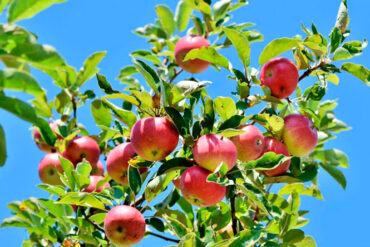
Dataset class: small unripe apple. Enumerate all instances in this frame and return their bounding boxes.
[260,57,299,99]
[33,121,61,153]
[91,160,104,176]
[193,134,237,172]
[130,117,179,161]
[230,125,265,162]
[63,136,100,167]
[38,153,64,186]
[83,175,110,193]
[282,114,318,157]
[175,35,210,73]
[180,166,226,207]
[104,205,146,246]
[261,137,291,177]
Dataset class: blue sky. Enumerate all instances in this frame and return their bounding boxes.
[0,0,369,246]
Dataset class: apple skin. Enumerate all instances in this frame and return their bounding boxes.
[63,136,100,167]
[130,117,179,161]
[261,137,291,177]
[282,114,318,157]
[33,122,61,153]
[173,178,181,189]
[38,153,64,186]
[193,134,237,172]
[179,166,226,207]
[104,205,146,246]
[230,125,265,162]
[260,57,299,99]
[91,160,104,176]
[83,175,110,193]
[175,35,210,74]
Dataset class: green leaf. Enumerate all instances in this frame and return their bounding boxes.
[320,163,346,189]
[156,5,176,35]
[244,152,287,171]
[218,128,245,138]
[283,229,304,244]
[218,115,247,131]
[184,46,230,69]
[75,161,92,190]
[145,172,177,202]
[128,165,142,195]
[8,0,67,23]
[102,98,137,128]
[334,0,349,33]
[223,27,250,66]
[0,0,11,13]
[279,184,323,200]
[105,93,140,107]
[175,0,193,32]
[58,156,76,190]
[329,27,342,53]
[310,149,348,168]
[341,62,370,86]
[58,192,106,210]
[37,184,65,196]
[251,113,284,138]
[1,216,31,228]
[294,236,317,247]
[304,35,328,56]
[96,74,119,94]
[164,106,187,136]
[133,59,160,94]
[89,213,106,224]
[131,50,162,65]
[0,124,6,167]
[213,0,232,21]
[91,99,112,127]
[76,51,106,87]
[157,157,193,175]
[214,97,236,121]
[259,37,301,65]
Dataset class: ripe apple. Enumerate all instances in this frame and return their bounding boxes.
[230,125,265,162]
[63,136,100,167]
[173,178,181,189]
[261,137,291,177]
[260,57,299,99]
[33,121,61,153]
[104,205,146,246]
[175,35,210,73]
[282,114,318,157]
[179,166,226,207]
[91,160,104,176]
[38,153,64,186]
[193,134,237,172]
[130,117,179,161]
[83,175,110,193]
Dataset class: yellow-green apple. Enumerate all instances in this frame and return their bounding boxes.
[83,175,110,193]
[192,134,237,172]
[33,121,61,153]
[260,57,299,99]
[38,153,64,186]
[282,114,318,157]
[63,136,100,167]
[104,205,146,246]
[91,160,104,176]
[230,125,265,162]
[130,117,179,161]
[179,166,226,207]
[175,35,210,73]
[261,137,291,177]
[106,143,148,185]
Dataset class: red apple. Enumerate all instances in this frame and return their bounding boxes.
[180,166,226,207]
[33,121,61,153]
[282,114,318,157]
[175,35,210,73]
[261,137,291,177]
[63,136,100,167]
[260,57,299,99]
[104,205,146,246]
[230,125,265,162]
[83,175,110,193]
[91,160,104,176]
[38,153,64,186]
[193,134,237,172]
[130,117,179,161]
[173,178,181,189]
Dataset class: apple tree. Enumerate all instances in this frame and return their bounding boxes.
[0,0,369,246]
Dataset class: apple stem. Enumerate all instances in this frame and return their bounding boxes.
[148,232,180,243]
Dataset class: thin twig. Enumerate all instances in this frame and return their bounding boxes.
[81,209,105,232]
[148,232,180,243]
[230,195,238,235]
[298,61,324,82]
[250,105,268,125]
[169,69,183,84]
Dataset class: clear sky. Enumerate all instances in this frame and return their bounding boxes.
[0,0,369,246]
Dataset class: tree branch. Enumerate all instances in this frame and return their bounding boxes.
[230,195,238,235]
[148,232,180,243]
[81,209,105,232]
[298,61,324,82]
[169,69,183,84]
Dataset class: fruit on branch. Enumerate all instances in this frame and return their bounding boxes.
[33,121,61,153]
[130,117,179,161]
[83,175,110,193]
[175,35,211,73]
[104,205,146,246]
[38,153,64,186]
[230,125,265,162]
[193,134,237,172]
[106,143,148,185]
[91,160,104,176]
[179,166,226,207]
[260,57,299,99]
[172,178,181,189]
[282,114,318,157]
[63,136,100,167]
[261,137,291,177]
